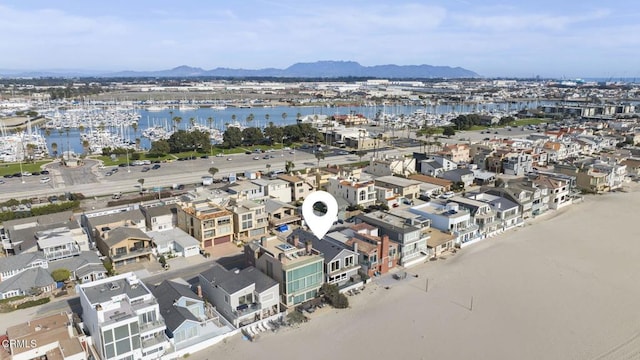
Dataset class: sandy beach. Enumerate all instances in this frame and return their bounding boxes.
[189,183,640,360]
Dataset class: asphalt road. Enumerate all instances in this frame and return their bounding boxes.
[0,127,542,202]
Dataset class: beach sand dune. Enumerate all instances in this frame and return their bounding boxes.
[195,187,640,360]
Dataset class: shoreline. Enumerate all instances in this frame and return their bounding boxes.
[193,184,640,360]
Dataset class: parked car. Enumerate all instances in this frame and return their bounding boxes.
[440,191,455,199]
[112,192,122,199]
[215,153,224,157]
[253,156,260,160]
[152,164,161,170]
[40,177,51,184]
[22,172,32,177]
[227,157,232,161]
[141,167,150,172]
[0,179,4,184]
[40,170,49,175]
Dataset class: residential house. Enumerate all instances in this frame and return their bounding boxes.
[502,153,534,176]
[447,196,501,239]
[252,178,292,203]
[420,155,458,177]
[140,203,178,232]
[467,193,522,230]
[277,174,315,202]
[438,143,471,163]
[621,158,640,177]
[0,252,48,281]
[327,177,377,208]
[49,251,107,283]
[554,163,611,193]
[356,211,429,267]
[473,169,497,186]
[503,178,551,216]
[177,199,234,249]
[78,273,169,360]
[341,223,399,277]
[543,141,568,162]
[531,174,572,209]
[0,267,55,300]
[265,199,301,232]
[245,236,324,309]
[4,312,88,360]
[408,174,451,194]
[151,279,233,351]
[82,207,146,249]
[366,156,416,177]
[289,229,362,289]
[95,227,154,268]
[35,226,90,261]
[374,175,421,201]
[147,228,200,258]
[425,230,456,257]
[375,186,399,208]
[230,200,268,243]
[409,201,480,245]
[199,264,280,327]
[227,181,265,201]
[439,168,475,188]
[1,211,82,255]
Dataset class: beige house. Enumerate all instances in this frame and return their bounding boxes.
[231,200,268,243]
[177,199,234,249]
[95,227,153,268]
[277,173,315,201]
[374,175,421,200]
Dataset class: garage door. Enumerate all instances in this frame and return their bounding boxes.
[213,235,231,245]
[204,239,212,248]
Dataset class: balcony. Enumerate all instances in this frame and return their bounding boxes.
[111,247,153,261]
[233,302,261,317]
[140,319,166,334]
[141,332,168,350]
[269,214,301,227]
[44,246,81,260]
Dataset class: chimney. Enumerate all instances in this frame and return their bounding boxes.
[289,235,300,248]
[260,236,267,247]
[278,253,285,261]
[305,241,312,255]
[196,285,202,298]
[353,242,358,254]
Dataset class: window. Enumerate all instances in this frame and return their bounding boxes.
[241,213,253,230]
[103,329,113,344]
[217,217,231,225]
[238,293,254,305]
[105,344,115,359]
[115,247,127,255]
[114,324,129,341]
[344,256,354,267]
[359,191,366,201]
[330,260,340,272]
[115,339,131,355]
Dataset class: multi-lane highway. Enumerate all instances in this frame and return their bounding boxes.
[0,127,539,203]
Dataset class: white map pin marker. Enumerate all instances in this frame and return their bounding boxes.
[302,191,338,240]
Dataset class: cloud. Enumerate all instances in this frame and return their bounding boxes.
[453,8,612,32]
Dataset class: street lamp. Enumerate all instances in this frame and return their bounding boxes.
[126,149,130,173]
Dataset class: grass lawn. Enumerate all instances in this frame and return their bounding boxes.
[512,118,549,126]
[0,160,52,176]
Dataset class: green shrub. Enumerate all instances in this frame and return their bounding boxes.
[16,297,50,309]
[51,268,71,282]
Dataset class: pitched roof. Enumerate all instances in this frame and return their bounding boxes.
[0,252,47,274]
[48,251,105,278]
[200,264,277,295]
[151,280,201,331]
[102,227,150,248]
[0,267,54,296]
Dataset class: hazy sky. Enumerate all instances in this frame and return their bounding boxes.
[1,0,638,78]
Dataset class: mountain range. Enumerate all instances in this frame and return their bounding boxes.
[0,61,479,79]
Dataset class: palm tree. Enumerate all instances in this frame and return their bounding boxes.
[246,113,254,127]
[25,143,36,163]
[131,122,138,140]
[172,116,182,131]
[208,167,219,177]
[285,161,294,174]
[189,117,196,129]
[356,150,367,162]
[81,140,90,155]
[231,114,237,124]
[281,112,287,123]
[264,113,270,126]
[51,142,58,157]
[135,138,141,150]
[315,150,325,168]
[296,112,302,122]
[207,117,214,131]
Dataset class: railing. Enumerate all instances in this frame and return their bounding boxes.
[140,319,166,334]
[44,247,81,260]
[233,302,261,317]
[111,247,153,261]
[269,214,301,226]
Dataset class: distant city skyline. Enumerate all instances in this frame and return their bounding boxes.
[1,0,638,78]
